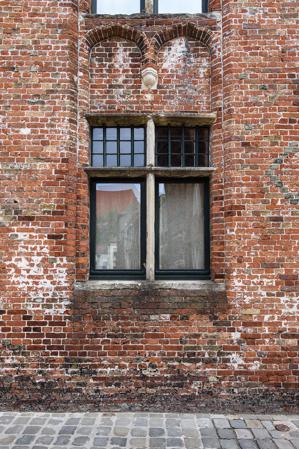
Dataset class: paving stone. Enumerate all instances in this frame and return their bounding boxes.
[149,437,167,448]
[202,436,221,448]
[239,440,259,449]
[15,434,36,444]
[131,427,147,437]
[231,420,247,429]
[0,416,15,424]
[245,420,263,429]
[167,437,184,447]
[81,417,96,425]
[292,422,299,430]
[30,418,48,425]
[96,426,111,436]
[14,417,31,425]
[58,426,77,435]
[129,437,147,448]
[235,429,254,439]
[214,419,231,429]
[0,436,16,445]
[5,425,24,434]
[167,427,183,437]
[201,427,218,438]
[217,429,235,439]
[93,437,109,446]
[253,429,271,439]
[290,432,299,439]
[166,418,181,427]
[150,428,166,437]
[41,427,56,435]
[113,426,129,436]
[54,434,72,445]
[220,439,241,449]
[197,418,214,429]
[274,440,294,449]
[263,422,275,431]
[182,428,200,438]
[73,436,90,446]
[35,435,54,445]
[134,417,148,426]
[76,426,93,435]
[256,439,279,449]
[110,436,127,446]
[184,438,202,449]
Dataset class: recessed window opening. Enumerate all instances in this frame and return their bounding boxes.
[89,120,211,280]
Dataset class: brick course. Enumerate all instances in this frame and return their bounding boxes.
[0,0,298,411]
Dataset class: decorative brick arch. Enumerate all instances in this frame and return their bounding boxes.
[84,25,151,64]
[151,23,213,56]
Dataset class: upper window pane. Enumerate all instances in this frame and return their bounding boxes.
[95,0,141,14]
[91,126,145,168]
[158,0,201,13]
[155,126,209,167]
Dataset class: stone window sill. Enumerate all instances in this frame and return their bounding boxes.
[74,280,225,292]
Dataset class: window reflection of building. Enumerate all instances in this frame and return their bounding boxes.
[95,185,140,270]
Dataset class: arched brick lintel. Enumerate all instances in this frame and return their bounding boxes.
[84,25,152,64]
[152,23,213,54]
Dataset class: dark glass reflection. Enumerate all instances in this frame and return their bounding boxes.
[95,183,141,270]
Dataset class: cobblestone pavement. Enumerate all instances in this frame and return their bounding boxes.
[0,412,298,449]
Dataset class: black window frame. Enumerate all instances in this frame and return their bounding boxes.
[91,0,208,14]
[155,125,209,168]
[90,178,146,280]
[155,177,210,280]
[91,126,146,168]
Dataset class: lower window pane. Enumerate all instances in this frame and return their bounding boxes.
[95,183,141,270]
[158,182,205,270]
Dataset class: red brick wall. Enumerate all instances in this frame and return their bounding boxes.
[0,0,298,411]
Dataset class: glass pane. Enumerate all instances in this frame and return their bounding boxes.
[185,141,195,154]
[171,153,181,166]
[106,128,117,140]
[134,128,144,140]
[170,127,182,139]
[171,141,181,154]
[134,154,144,167]
[93,128,103,140]
[185,155,195,166]
[92,154,103,167]
[157,154,168,166]
[120,155,132,166]
[184,128,195,140]
[134,141,144,153]
[95,183,141,270]
[158,0,201,13]
[96,0,140,14]
[158,183,205,269]
[120,128,131,140]
[157,127,168,139]
[157,141,168,154]
[93,141,103,153]
[106,141,117,154]
[106,155,117,166]
[120,141,131,153]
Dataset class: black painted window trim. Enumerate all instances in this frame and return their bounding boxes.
[155,177,210,280]
[90,178,146,280]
